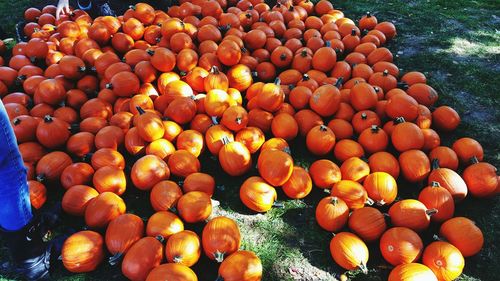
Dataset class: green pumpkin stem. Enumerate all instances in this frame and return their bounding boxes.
[280,53,287,61]
[173,256,183,263]
[273,77,281,86]
[351,29,356,36]
[469,156,479,164]
[43,115,53,123]
[394,117,406,124]
[36,174,46,183]
[12,118,21,125]
[155,235,165,244]
[136,106,146,115]
[108,252,123,266]
[366,12,372,17]
[431,181,441,187]
[370,125,380,133]
[334,77,343,88]
[426,208,438,216]
[383,69,389,76]
[210,65,220,74]
[431,158,440,170]
[302,74,310,81]
[319,125,328,132]
[214,251,225,263]
[329,197,339,205]
[365,197,374,205]
[359,262,368,274]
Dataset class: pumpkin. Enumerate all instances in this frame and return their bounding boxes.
[327,118,354,140]
[146,263,198,281]
[331,180,370,209]
[84,192,126,229]
[309,83,342,117]
[34,78,66,105]
[439,217,483,257]
[398,150,431,183]
[36,115,70,149]
[146,138,176,160]
[363,172,398,205]
[451,137,483,164]
[340,157,370,182]
[183,173,216,196]
[257,149,294,186]
[380,227,424,266]
[432,106,460,132]
[219,138,252,176]
[146,211,184,238]
[388,263,438,281]
[417,181,455,223]
[131,155,170,191]
[217,250,262,281]
[391,119,424,152]
[309,159,341,189]
[62,231,104,273]
[388,199,436,232]
[221,105,249,132]
[122,236,164,281]
[358,125,389,154]
[348,207,387,242]
[202,216,241,262]
[462,158,498,197]
[106,71,140,97]
[28,180,46,209]
[177,191,212,223]
[124,127,147,156]
[282,166,313,199]
[168,150,201,178]
[205,125,234,156]
[135,107,165,142]
[62,185,99,216]
[334,139,365,163]
[257,78,284,112]
[329,232,369,273]
[422,241,464,281]
[91,148,126,170]
[315,196,349,232]
[305,125,336,155]
[150,180,183,212]
[66,132,95,158]
[240,176,277,212]
[35,151,72,182]
[165,230,201,267]
[312,41,337,72]
[428,159,468,202]
[93,166,126,195]
[217,39,242,66]
[105,214,144,265]
[429,146,459,171]
[61,162,94,190]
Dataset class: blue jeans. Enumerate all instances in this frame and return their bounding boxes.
[0,100,33,231]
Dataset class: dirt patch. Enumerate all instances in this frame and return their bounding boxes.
[273,256,337,281]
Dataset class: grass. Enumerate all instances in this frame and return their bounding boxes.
[1,0,499,280]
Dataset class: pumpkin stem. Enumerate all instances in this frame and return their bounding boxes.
[235,117,242,125]
[283,146,291,155]
[431,181,441,187]
[351,29,356,36]
[210,66,220,74]
[69,123,80,134]
[108,252,123,266]
[300,49,308,57]
[329,197,339,205]
[288,6,294,11]
[214,251,225,263]
[82,153,93,163]
[370,125,380,133]
[358,262,368,274]
[302,74,310,81]
[383,69,389,76]
[221,136,232,145]
[469,156,479,165]
[319,125,328,132]
[361,112,367,119]
[280,53,287,61]
[366,12,372,17]
[432,234,444,241]
[245,13,252,19]
[426,208,438,216]
[173,256,183,263]
[376,199,386,206]
[78,66,86,73]
[273,77,281,86]
[12,118,21,125]
[105,83,113,89]
[136,106,146,115]
[397,81,409,90]
[431,158,440,170]
[36,174,45,183]
[334,77,343,88]
[146,49,155,56]
[211,116,219,125]
[43,115,53,123]
[365,197,374,205]
[155,235,165,244]
[325,40,331,48]
[272,201,285,208]
[323,188,331,194]
[373,86,380,93]
[394,117,405,124]
[251,71,258,78]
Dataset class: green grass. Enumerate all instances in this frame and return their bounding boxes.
[1,0,499,280]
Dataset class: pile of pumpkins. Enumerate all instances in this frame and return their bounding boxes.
[0,0,498,280]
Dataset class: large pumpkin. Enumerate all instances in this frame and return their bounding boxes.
[105,214,144,265]
[418,181,455,222]
[146,263,198,281]
[131,155,170,190]
[380,227,424,266]
[62,230,104,273]
[84,192,126,228]
[177,191,212,223]
[388,199,436,232]
[282,166,313,199]
[62,185,99,216]
[329,232,369,273]
[219,139,252,176]
[439,217,483,257]
[146,211,184,238]
[257,149,293,186]
[348,207,387,242]
[165,230,201,267]
[422,241,464,281]
[363,172,397,205]
[150,180,183,212]
[240,176,277,212]
[388,263,438,281]
[462,158,498,198]
[398,150,430,183]
[217,250,262,281]
[315,196,349,232]
[122,236,164,281]
[308,159,341,189]
[428,159,468,202]
[331,180,369,209]
[202,216,241,262]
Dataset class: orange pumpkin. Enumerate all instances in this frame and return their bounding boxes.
[62,231,104,273]
[380,227,423,266]
[422,241,464,281]
[217,250,262,281]
[165,230,201,267]
[84,192,126,228]
[439,217,483,257]
[329,232,369,273]
[388,199,436,232]
[105,214,144,265]
[202,216,241,262]
[146,211,184,238]
[257,149,293,186]
[122,236,164,281]
[348,207,387,242]
[146,263,198,281]
[315,196,349,232]
[177,191,212,223]
[363,172,398,205]
[240,176,277,212]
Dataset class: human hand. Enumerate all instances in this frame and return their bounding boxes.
[56,0,70,20]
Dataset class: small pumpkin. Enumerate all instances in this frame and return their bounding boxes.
[348,207,387,242]
[451,137,483,164]
[439,217,483,257]
[131,155,170,191]
[36,115,70,149]
[146,211,184,238]
[428,159,468,202]
[282,166,313,199]
[217,250,262,281]
[146,263,198,281]
[340,157,370,183]
[202,216,241,262]
[380,227,424,266]
[315,196,349,232]
[62,185,99,216]
[219,138,252,176]
[388,263,438,281]
[84,192,126,229]
[93,166,126,195]
[165,230,201,267]
[422,241,464,281]
[329,232,369,273]
[462,157,498,198]
[183,173,216,196]
[62,230,104,273]
[121,236,164,281]
[177,191,212,223]
[150,180,183,212]
[306,125,336,156]
[167,150,201,178]
[309,159,341,189]
[257,149,294,186]
[35,151,72,182]
[61,162,95,190]
[28,180,47,209]
[363,172,398,205]
[388,199,436,232]
[240,176,277,212]
[398,150,431,183]
[105,214,144,265]
[331,180,370,209]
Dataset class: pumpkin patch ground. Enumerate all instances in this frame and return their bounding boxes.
[0,0,499,280]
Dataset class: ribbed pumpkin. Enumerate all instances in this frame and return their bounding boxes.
[62,185,99,216]
[348,207,387,242]
[219,138,252,176]
[105,214,144,265]
[62,231,104,273]
[217,250,262,281]
[451,137,483,164]
[36,115,70,149]
[363,172,398,205]
[282,166,313,199]
[202,216,241,262]
[135,107,165,142]
[257,149,293,186]
[183,172,215,196]
[122,236,164,281]
[368,151,400,179]
[305,125,336,155]
[388,263,438,281]
[388,199,436,232]
[146,263,198,281]
[308,159,341,189]
[177,191,212,223]
[329,232,369,273]
[35,151,72,182]
[398,150,430,183]
[418,181,455,222]
[165,230,201,267]
[146,211,184,238]
[61,162,94,190]
[331,180,369,209]
[28,180,46,209]
[240,176,277,212]
[428,159,468,202]
[340,157,370,182]
[131,155,170,190]
[462,158,498,198]
[84,192,126,229]
[380,227,424,266]
[257,78,284,112]
[92,166,126,195]
[168,150,201,178]
[422,241,464,281]
[150,180,183,212]
[439,217,483,257]
[315,196,349,232]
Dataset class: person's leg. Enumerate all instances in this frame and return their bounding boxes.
[0,100,32,231]
[0,100,51,280]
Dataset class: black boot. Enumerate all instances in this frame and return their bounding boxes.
[1,217,52,280]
